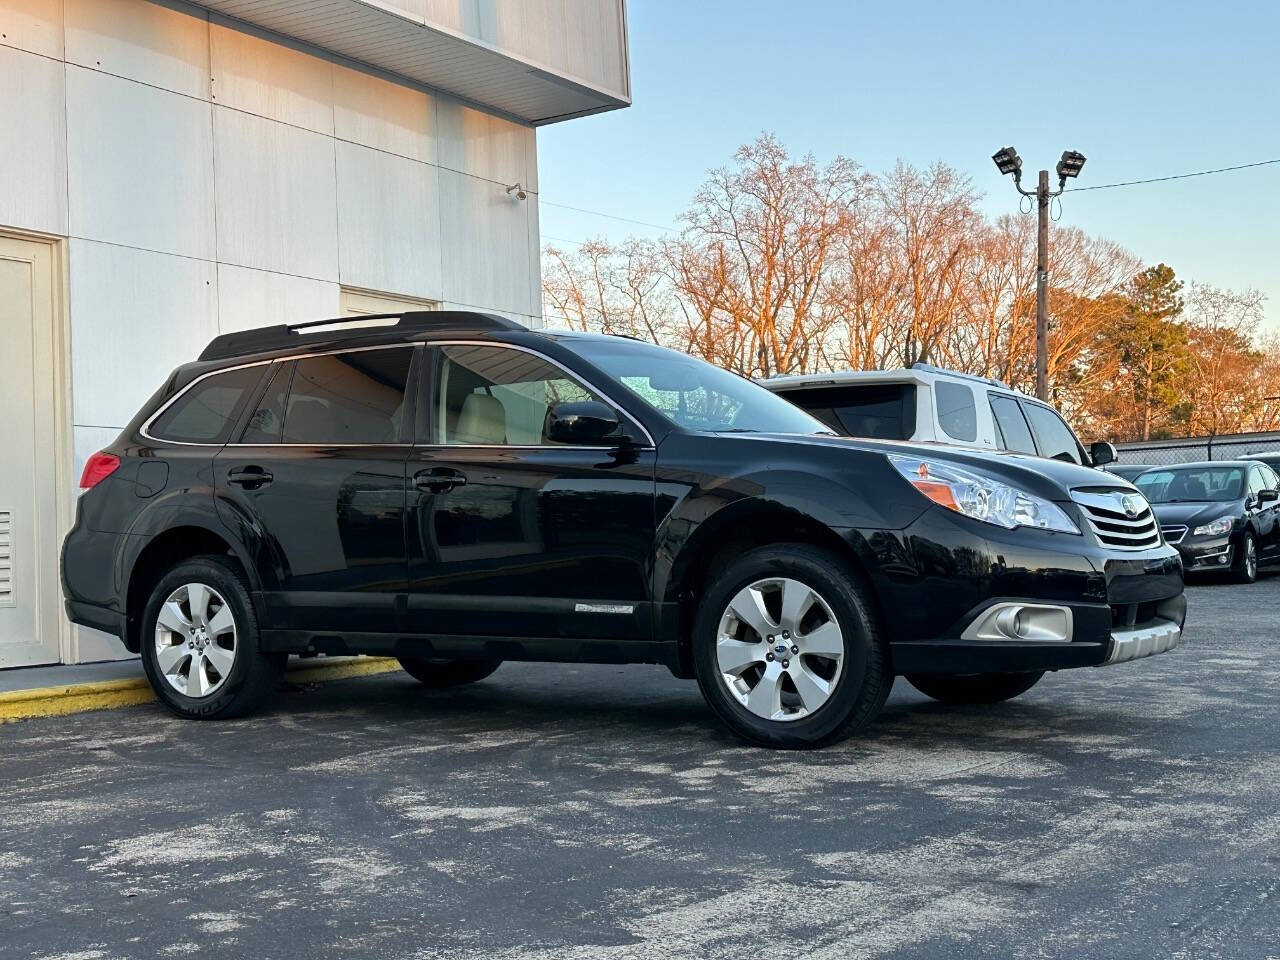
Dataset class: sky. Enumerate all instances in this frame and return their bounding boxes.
[538,0,1280,329]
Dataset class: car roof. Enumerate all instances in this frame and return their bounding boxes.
[762,364,1015,392]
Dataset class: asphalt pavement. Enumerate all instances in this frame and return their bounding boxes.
[2,577,1277,960]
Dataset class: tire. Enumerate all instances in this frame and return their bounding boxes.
[1234,531,1258,583]
[692,543,891,749]
[905,671,1044,704]
[397,657,502,688]
[140,555,282,720]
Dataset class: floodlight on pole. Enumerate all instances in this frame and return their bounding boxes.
[992,145,1087,401]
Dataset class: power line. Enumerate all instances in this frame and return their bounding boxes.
[539,199,677,232]
[1068,158,1280,192]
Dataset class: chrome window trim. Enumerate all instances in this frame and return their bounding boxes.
[139,340,655,450]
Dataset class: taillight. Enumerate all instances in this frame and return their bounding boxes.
[80,451,121,490]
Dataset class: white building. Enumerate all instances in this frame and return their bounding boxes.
[0,0,631,666]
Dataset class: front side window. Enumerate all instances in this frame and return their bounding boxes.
[1247,467,1268,498]
[149,365,265,444]
[281,348,412,444]
[1020,401,1084,464]
[563,338,828,435]
[431,344,611,446]
[989,395,1037,455]
[935,381,977,442]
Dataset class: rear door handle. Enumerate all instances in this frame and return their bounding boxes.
[227,466,273,489]
[413,468,467,493]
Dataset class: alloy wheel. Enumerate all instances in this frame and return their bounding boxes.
[715,577,844,721]
[1246,537,1257,579]
[154,582,238,698]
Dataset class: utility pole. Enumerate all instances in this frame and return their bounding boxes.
[1035,169,1049,401]
[991,147,1087,401]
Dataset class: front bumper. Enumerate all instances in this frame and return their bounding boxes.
[1175,537,1234,571]
[870,505,1186,676]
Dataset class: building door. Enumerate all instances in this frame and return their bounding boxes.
[0,236,61,668]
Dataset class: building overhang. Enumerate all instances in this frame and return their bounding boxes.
[191,0,631,125]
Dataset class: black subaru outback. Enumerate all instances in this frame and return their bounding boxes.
[62,312,1186,747]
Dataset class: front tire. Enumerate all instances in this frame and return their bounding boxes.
[1234,531,1258,583]
[692,544,891,749]
[906,671,1044,704]
[140,555,281,719]
[398,657,502,687]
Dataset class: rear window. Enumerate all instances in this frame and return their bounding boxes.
[935,381,977,442]
[281,348,412,444]
[775,384,917,440]
[148,366,265,444]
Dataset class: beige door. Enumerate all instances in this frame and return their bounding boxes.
[0,236,60,667]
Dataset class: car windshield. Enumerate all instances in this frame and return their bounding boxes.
[1135,467,1244,503]
[563,337,830,435]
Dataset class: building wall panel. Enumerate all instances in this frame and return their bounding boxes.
[332,60,437,163]
[216,263,340,332]
[212,105,340,280]
[68,239,218,428]
[437,95,532,186]
[439,167,531,316]
[209,16,335,135]
[0,45,67,235]
[66,65,216,259]
[336,141,443,301]
[65,0,211,100]
[0,0,64,59]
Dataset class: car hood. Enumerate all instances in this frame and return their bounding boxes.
[719,433,1124,501]
[1149,501,1238,527]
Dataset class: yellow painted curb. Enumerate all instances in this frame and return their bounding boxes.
[0,657,401,723]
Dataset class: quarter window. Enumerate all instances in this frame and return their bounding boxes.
[935,381,977,442]
[431,345,609,446]
[281,349,412,445]
[149,366,265,444]
[1020,401,1084,464]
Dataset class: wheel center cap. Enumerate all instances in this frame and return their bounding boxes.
[773,643,789,657]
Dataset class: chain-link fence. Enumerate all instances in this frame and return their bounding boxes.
[1115,431,1280,466]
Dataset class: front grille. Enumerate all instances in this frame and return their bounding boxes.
[1111,600,1159,629]
[1071,489,1161,550]
[1161,524,1187,544]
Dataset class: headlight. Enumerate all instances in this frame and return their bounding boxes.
[1192,516,1233,537]
[888,454,1080,534]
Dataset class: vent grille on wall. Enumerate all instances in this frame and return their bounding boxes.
[0,511,12,607]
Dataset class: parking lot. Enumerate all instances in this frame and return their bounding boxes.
[2,577,1277,960]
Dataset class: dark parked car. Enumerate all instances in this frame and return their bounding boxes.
[63,312,1186,747]
[1104,463,1157,482]
[1134,461,1280,582]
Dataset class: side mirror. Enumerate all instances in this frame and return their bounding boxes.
[546,401,621,445]
[1090,441,1117,467]
[1260,489,1279,504]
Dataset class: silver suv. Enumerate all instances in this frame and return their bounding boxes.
[763,363,1118,469]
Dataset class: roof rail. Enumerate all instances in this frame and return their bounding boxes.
[910,361,1011,391]
[198,311,524,362]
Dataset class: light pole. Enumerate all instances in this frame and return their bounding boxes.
[991,147,1086,400]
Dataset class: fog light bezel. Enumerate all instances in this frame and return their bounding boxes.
[962,602,1074,643]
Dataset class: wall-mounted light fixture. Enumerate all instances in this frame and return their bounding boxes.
[506,183,527,200]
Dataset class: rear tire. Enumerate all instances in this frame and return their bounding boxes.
[906,671,1044,704]
[397,657,502,687]
[140,555,282,720]
[692,543,891,749]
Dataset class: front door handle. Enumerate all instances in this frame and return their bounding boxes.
[227,466,273,489]
[413,468,467,493]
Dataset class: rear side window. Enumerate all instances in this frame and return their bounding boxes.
[1021,401,1084,464]
[989,395,1037,454]
[935,381,977,442]
[282,348,412,444]
[149,366,265,444]
[240,363,293,444]
[777,384,917,440]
